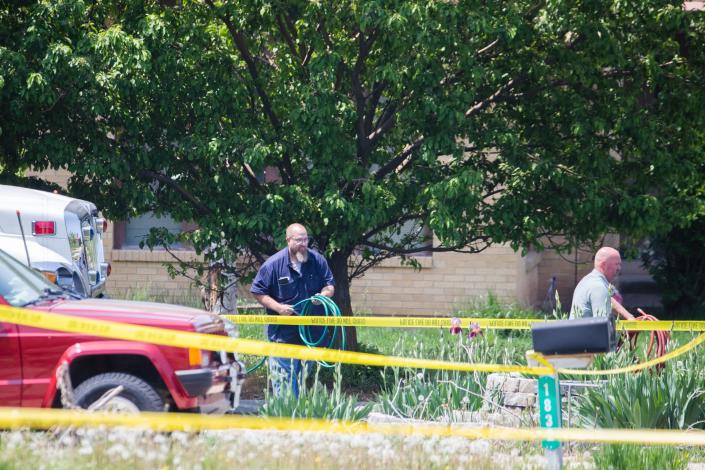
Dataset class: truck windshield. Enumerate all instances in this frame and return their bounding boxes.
[0,249,59,306]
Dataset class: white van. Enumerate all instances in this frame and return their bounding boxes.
[0,184,110,297]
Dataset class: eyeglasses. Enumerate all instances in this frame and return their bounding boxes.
[288,236,311,245]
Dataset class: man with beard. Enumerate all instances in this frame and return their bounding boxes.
[250,223,335,396]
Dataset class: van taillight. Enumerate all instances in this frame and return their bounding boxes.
[95,218,108,233]
[32,221,56,235]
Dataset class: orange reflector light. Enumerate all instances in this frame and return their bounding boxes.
[41,271,58,284]
[188,348,202,367]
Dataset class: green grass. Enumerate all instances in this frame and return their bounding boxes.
[236,298,544,398]
[593,444,690,470]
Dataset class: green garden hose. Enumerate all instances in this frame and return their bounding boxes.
[244,294,346,374]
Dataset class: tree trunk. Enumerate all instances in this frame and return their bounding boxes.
[329,250,358,351]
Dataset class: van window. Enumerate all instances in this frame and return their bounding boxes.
[65,212,85,267]
[82,218,98,271]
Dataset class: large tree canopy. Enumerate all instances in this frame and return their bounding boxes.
[2,1,705,329]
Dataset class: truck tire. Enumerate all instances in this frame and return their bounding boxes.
[73,372,164,412]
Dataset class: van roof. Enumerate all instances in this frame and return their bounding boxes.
[0,184,79,212]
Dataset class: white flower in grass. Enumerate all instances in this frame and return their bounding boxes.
[78,442,94,456]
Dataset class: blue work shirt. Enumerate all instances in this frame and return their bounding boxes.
[250,247,335,343]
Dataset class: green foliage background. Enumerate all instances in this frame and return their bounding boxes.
[2,1,705,317]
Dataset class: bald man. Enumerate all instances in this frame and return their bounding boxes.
[569,247,635,320]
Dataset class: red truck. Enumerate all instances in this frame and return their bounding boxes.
[0,248,242,413]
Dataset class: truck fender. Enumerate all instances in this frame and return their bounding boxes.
[42,341,195,409]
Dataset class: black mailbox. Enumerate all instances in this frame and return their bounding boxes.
[531,316,617,355]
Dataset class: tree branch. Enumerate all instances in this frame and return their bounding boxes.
[373,136,424,181]
[351,31,375,161]
[276,14,302,62]
[373,78,516,182]
[206,1,294,184]
[360,213,424,241]
[205,0,281,132]
[364,81,385,135]
[465,79,515,119]
[242,162,262,189]
[362,238,491,254]
[139,169,212,216]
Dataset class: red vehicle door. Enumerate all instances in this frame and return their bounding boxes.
[18,324,76,407]
[0,321,23,406]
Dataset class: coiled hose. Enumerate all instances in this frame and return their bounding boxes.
[624,308,670,369]
[244,294,346,374]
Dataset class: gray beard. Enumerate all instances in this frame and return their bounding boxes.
[295,251,308,263]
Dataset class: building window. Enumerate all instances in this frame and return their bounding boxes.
[113,212,192,250]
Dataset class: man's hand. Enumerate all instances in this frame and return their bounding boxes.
[312,285,335,305]
[253,293,296,316]
[276,303,296,316]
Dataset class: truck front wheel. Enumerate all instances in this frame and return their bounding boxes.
[73,372,165,412]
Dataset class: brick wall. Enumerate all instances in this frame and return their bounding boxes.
[347,243,539,316]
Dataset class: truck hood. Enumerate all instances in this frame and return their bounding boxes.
[42,298,225,334]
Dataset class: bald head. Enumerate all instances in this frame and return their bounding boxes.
[286,223,307,239]
[594,247,621,282]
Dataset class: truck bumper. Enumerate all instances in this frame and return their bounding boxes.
[175,358,245,414]
[175,368,215,397]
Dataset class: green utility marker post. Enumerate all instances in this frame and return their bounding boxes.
[538,374,563,469]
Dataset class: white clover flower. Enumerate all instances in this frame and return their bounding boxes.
[78,445,93,456]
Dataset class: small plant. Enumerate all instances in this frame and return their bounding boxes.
[318,342,390,394]
[261,365,372,420]
[592,444,690,470]
[455,292,543,338]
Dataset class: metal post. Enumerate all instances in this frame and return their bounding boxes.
[538,374,563,470]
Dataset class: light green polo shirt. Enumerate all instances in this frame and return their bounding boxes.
[569,269,612,319]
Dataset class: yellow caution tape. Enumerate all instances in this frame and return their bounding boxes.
[226,315,705,332]
[0,304,551,376]
[2,303,703,378]
[558,332,705,376]
[3,408,705,446]
[225,315,543,329]
[616,320,705,332]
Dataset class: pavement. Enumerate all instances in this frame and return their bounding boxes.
[231,399,264,415]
